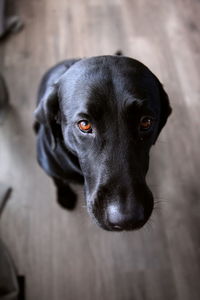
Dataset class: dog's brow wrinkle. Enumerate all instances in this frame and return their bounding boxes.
[133,98,147,107]
[122,97,146,110]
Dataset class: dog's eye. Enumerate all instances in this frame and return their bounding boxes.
[78,120,93,133]
[139,116,154,131]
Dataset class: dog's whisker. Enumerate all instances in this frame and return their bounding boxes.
[142,217,154,234]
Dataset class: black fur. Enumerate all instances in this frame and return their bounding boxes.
[34,55,172,231]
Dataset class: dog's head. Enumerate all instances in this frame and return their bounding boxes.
[35,56,172,231]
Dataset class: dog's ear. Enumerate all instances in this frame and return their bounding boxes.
[34,83,60,150]
[154,81,172,143]
[34,59,81,150]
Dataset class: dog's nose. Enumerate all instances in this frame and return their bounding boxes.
[106,203,147,231]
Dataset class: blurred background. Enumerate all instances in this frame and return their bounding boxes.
[0,0,200,299]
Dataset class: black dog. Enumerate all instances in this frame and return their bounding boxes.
[34,55,171,231]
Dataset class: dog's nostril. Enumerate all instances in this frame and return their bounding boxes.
[111,224,123,231]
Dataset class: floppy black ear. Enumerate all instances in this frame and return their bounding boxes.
[154,81,172,143]
[34,83,60,150]
[34,59,81,150]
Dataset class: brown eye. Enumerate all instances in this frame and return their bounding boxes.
[139,116,154,131]
[78,120,92,133]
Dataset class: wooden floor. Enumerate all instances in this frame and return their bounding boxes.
[0,0,200,299]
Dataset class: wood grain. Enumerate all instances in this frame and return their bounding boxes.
[0,0,199,299]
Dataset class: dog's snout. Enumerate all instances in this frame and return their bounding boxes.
[106,202,151,231]
[91,182,154,231]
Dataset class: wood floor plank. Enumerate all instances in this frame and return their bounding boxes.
[0,1,199,299]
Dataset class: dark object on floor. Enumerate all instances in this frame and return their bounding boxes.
[17,276,25,300]
[0,182,12,215]
[0,186,26,300]
[0,0,23,39]
[115,50,123,56]
[0,240,19,300]
[0,183,18,300]
[34,55,172,231]
[0,74,9,124]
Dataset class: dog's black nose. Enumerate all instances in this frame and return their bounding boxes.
[106,203,148,231]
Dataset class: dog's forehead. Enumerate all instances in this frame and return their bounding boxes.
[59,56,160,113]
